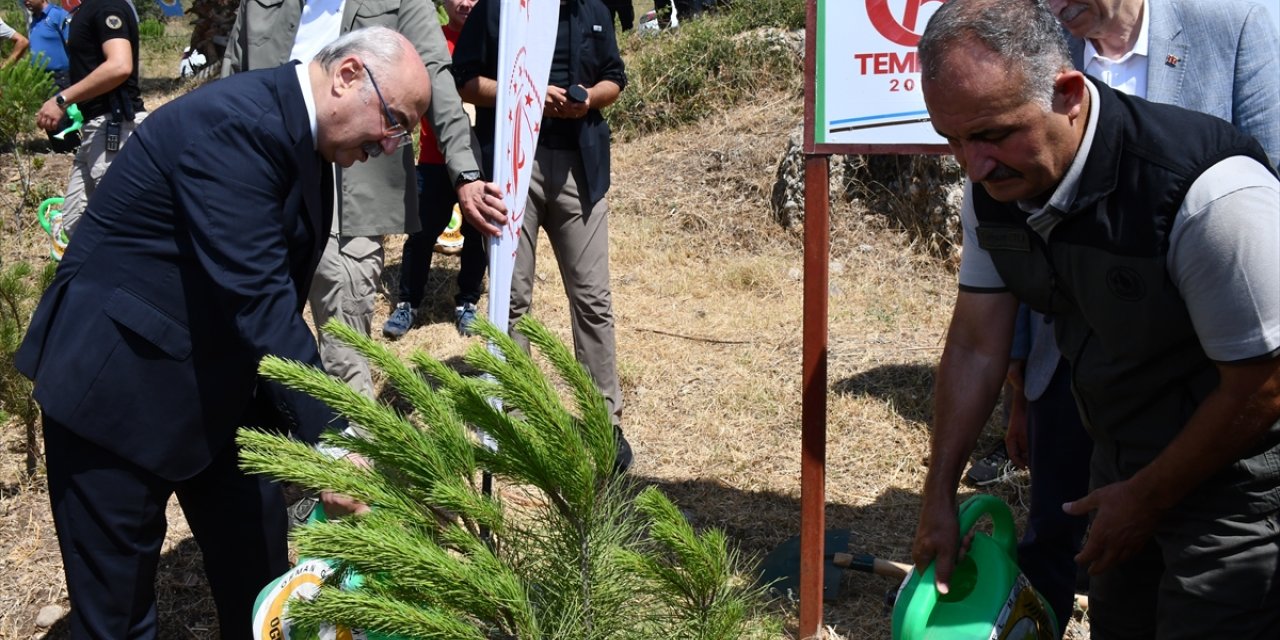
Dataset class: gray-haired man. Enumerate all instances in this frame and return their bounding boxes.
[911,0,1280,636]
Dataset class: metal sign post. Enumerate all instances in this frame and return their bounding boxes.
[799,1,948,636]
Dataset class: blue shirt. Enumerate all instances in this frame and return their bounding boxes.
[29,4,69,73]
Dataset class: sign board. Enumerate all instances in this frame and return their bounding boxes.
[806,0,949,153]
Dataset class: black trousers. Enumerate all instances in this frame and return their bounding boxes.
[604,0,634,30]
[398,163,488,309]
[44,417,288,639]
[1016,361,1091,636]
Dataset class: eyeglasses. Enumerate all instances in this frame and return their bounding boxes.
[361,61,412,158]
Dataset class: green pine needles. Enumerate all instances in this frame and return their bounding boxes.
[237,316,781,639]
[0,54,55,147]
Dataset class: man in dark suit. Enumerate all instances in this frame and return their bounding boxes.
[15,26,431,640]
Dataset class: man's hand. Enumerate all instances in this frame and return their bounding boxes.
[456,180,507,236]
[320,490,370,518]
[36,98,65,132]
[320,452,372,519]
[912,494,960,594]
[1064,478,1163,575]
[544,85,589,119]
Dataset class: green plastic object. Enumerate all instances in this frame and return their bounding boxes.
[37,197,69,261]
[251,506,407,640]
[54,104,84,140]
[892,495,1059,640]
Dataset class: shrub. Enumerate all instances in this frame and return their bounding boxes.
[0,52,55,231]
[609,0,803,138]
[133,0,168,24]
[714,0,805,31]
[0,261,57,478]
[2,9,27,38]
[238,316,782,639]
[0,56,55,147]
[139,17,167,41]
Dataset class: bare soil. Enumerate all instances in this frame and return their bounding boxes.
[0,25,1089,640]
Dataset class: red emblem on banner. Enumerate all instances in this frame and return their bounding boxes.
[503,47,544,252]
[865,0,948,47]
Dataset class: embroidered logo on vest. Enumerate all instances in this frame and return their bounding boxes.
[1105,266,1146,301]
[976,226,1031,252]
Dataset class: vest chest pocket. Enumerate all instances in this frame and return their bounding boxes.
[976,226,1031,252]
[352,0,400,26]
[982,225,1066,314]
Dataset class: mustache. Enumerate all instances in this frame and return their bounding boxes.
[981,164,1022,182]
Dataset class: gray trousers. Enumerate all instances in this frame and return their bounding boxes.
[62,111,148,236]
[510,146,622,426]
[308,233,382,405]
[1088,443,1280,639]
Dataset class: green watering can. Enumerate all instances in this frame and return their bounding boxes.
[251,506,408,640]
[892,495,1059,640]
[37,197,69,261]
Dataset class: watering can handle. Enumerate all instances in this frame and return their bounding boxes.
[898,495,1017,640]
[37,197,66,235]
[957,494,1017,559]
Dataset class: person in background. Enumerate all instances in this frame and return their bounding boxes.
[384,0,489,340]
[912,0,1279,636]
[222,0,506,405]
[24,0,76,152]
[455,0,633,472]
[34,0,147,235]
[0,17,30,69]
[24,0,70,86]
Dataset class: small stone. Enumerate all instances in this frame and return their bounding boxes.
[787,268,802,281]
[829,261,845,275]
[858,244,874,253]
[35,605,64,628]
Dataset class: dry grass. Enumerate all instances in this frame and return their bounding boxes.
[0,21,1090,640]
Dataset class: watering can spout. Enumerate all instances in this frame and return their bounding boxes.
[54,104,84,141]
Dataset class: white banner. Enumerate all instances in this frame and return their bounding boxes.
[486,0,559,334]
[815,0,948,146]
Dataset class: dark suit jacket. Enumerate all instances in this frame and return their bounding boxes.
[17,63,343,481]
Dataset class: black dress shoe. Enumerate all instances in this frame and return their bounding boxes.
[613,426,633,475]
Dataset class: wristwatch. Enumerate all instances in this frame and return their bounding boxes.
[455,170,482,189]
[55,93,68,109]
